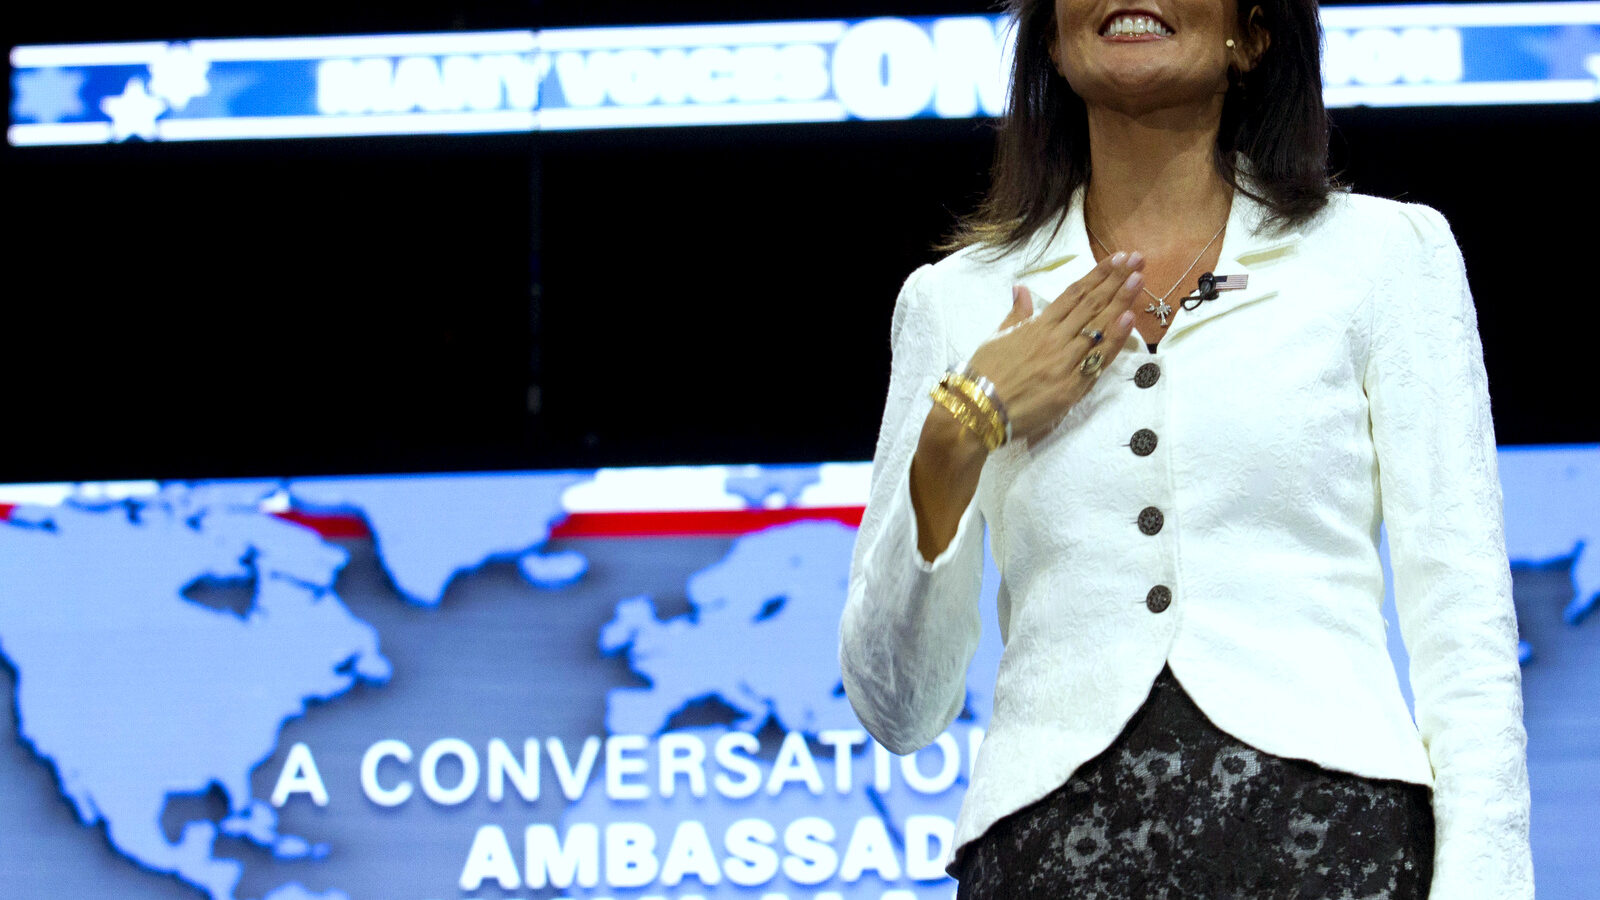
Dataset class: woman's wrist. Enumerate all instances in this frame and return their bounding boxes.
[910,402,988,562]
[920,400,989,469]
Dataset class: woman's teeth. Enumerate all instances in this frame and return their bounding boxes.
[1103,15,1174,37]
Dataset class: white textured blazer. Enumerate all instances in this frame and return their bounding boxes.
[839,182,1533,898]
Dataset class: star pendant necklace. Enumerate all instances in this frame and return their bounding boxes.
[1086,212,1227,329]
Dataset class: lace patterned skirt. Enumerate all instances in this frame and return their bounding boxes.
[953,665,1434,900]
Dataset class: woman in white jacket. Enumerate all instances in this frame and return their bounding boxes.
[837,0,1533,896]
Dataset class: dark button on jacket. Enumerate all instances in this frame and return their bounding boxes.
[1139,507,1164,535]
[1130,429,1158,457]
[1134,362,1161,389]
[1146,585,1172,613]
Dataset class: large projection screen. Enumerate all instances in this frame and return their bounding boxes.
[1,447,1596,899]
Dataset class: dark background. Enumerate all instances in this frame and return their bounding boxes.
[4,1,1595,482]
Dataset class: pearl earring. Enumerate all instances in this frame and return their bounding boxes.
[1225,39,1235,48]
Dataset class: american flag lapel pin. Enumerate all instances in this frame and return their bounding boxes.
[1183,272,1250,310]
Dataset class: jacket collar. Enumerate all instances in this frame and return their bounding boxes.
[1012,169,1302,348]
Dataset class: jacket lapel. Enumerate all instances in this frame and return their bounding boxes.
[1007,181,1304,346]
[1164,189,1301,344]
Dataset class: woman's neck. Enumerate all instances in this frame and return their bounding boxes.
[1082,103,1233,252]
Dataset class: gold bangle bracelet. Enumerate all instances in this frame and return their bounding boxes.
[930,384,1005,451]
[938,372,1010,448]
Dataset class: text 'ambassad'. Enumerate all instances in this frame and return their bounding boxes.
[268,728,986,898]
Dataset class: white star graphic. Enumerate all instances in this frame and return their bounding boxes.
[100,77,168,141]
[147,43,212,111]
[12,67,87,123]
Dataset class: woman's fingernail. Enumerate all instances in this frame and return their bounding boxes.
[1126,271,1144,290]
[1012,285,1022,302]
[1111,251,1127,265]
[1128,251,1145,268]
[1118,311,1135,327]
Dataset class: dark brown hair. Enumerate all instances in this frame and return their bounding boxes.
[945,0,1335,257]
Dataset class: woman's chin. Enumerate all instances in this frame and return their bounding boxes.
[1079,79,1219,116]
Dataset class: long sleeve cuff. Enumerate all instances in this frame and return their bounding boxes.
[840,265,988,755]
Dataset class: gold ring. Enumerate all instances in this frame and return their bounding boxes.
[1079,349,1105,377]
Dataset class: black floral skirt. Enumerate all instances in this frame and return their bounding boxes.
[953,665,1434,899]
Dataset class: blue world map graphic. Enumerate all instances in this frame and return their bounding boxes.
[0,448,1594,899]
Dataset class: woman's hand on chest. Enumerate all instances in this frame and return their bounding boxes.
[967,251,1145,446]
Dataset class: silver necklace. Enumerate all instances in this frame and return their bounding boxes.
[1086,214,1227,328]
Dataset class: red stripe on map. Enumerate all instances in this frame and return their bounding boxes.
[0,502,865,539]
[272,509,371,538]
[549,506,865,538]
[264,506,865,540]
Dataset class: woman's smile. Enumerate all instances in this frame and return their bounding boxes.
[1098,10,1177,41]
